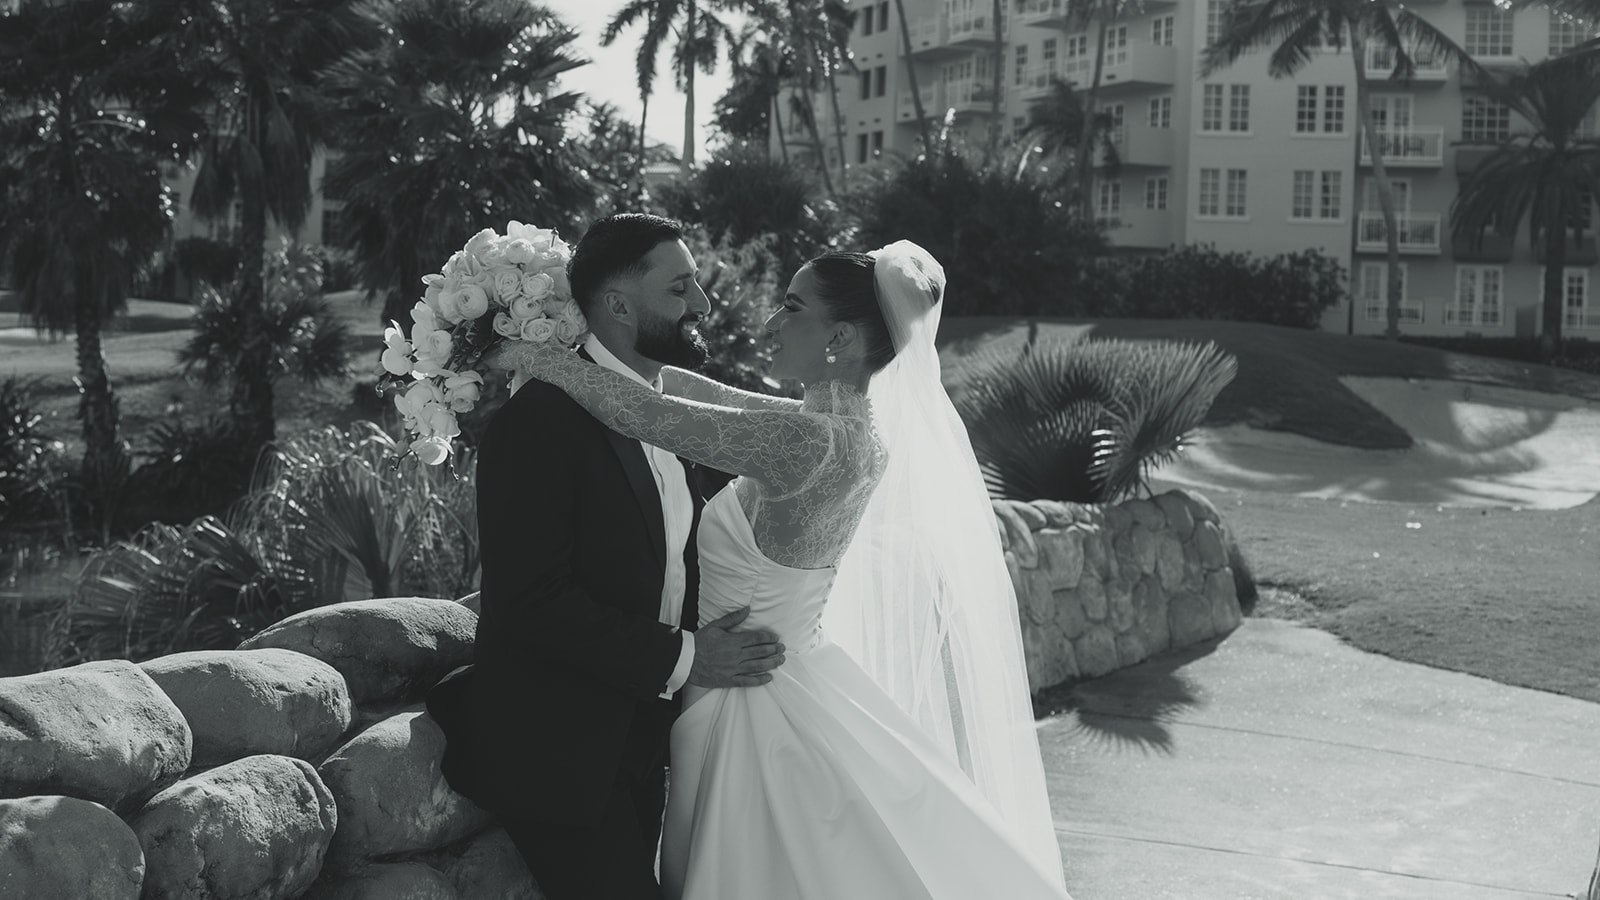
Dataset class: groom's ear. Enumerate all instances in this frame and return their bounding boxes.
[600,288,633,325]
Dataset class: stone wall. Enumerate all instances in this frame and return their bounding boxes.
[994,487,1243,692]
[0,597,540,900]
[1,490,1242,897]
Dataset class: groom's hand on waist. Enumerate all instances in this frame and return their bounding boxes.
[688,607,785,688]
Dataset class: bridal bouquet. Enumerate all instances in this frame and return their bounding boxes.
[377,221,587,464]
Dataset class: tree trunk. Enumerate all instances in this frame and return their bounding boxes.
[894,0,933,151]
[987,0,1003,162]
[73,277,126,536]
[682,0,697,172]
[1075,16,1110,218]
[771,90,790,162]
[1351,27,1405,340]
[639,90,650,159]
[825,68,849,190]
[1540,196,1567,360]
[235,108,275,454]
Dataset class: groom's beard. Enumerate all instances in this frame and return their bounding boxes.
[636,312,711,370]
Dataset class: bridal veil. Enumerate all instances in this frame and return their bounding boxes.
[824,240,1065,886]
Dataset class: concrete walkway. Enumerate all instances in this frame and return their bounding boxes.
[1043,618,1600,899]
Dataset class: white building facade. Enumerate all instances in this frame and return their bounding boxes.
[779,0,1599,338]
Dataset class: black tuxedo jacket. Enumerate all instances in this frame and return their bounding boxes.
[430,371,722,828]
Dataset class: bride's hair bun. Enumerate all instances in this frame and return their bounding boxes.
[806,251,896,374]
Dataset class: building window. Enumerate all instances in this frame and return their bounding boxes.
[1015,44,1029,85]
[1013,115,1027,133]
[1324,85,1346,133]
[1452,265,1505,326]
[863,6,873,36]
[1097,180,1121,215]
[1550,16,1598,55]
[1228,85,1251,132]
[1462,95,1512,143]
[878,1,890,31]
[1201,84,1224,132]
[1145,176,1169,210]
[857,133,869,164]
[1199,168,1220,216]
[860,70,872,101]
[1360,262,1413,322]
[1152,14,1174,46]
[1570,187,1595,230]
[1148,95,1171,128]
[1564,268,1592,327]
[1291,170,1342,220]
[1105,25,1129,66]
[1206,0,1224,48]
[1465,6,1515,58]
[1225,168,1248,217]
[1296,86,1318,133]
[871,130,884,156]
[1042,38,1058,76]
[875,65,887,97]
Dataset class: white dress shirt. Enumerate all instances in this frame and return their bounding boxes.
[584,335,696,698]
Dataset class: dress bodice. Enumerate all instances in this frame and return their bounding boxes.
[695,480,839,654]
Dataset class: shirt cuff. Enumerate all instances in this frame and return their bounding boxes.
[660,630,695,699]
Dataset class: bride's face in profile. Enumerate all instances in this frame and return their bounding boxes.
[764,265,837,383]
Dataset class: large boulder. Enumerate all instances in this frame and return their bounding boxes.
[140,648,353,768]
[0,796,144,899]
[0,660,191,812]
[317,711,491,871]
[129,754,337,900]
[238,598,475,707]
[300,862,458,900]
[424,828,542,900]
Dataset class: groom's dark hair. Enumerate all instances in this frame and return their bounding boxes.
[568,213,685,313]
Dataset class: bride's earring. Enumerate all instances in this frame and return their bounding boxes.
[824,346,837,365]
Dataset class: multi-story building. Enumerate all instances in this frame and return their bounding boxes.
[778,0,1600,338]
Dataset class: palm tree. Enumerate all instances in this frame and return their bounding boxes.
[0,0,206,528]
[1203,0,1484,340]
[891,0,933,151]
[1064,0,1145,218]
[321,0,597,327]
[1021,76,1120,189]
[1450,51,1600,359]
[603,0,740,172]
[179,0,366,454]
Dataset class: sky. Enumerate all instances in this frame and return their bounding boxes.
[545,0,737,162]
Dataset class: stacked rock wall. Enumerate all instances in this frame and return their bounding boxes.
[1,489,1242,897]
[994,487,1243,692]
[0,597,539,900]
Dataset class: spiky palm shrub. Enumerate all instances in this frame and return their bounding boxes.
[953,335,1236,504]
[52,421,480,665]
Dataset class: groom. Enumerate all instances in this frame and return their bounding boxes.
[429,213,785,899]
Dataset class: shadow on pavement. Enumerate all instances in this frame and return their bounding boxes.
[1033,636,1226,757]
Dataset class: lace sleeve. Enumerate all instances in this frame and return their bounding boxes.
[660,367,803,412]
[518,345,831,497]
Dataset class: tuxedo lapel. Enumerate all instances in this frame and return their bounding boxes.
[577,346,668,571]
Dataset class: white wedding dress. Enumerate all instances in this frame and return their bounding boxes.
[659,480,1072,900]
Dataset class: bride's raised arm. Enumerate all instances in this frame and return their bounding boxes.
[660,366,803,412]
[513,344,831,497]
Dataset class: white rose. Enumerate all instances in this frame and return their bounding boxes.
[434,289,462,324]
[520,317,558,343]
[457,283,491,319]
[410,435,452,466]
[509,294,544,321]
[533,249,565,271]
[553,316,582,345]
[444,371,484,413]
[491,268,522,304]
[463,228,497,258]
[503,239,537,265]
[492,311,521,339]
[548,269,572,303]
[521,271,554,302]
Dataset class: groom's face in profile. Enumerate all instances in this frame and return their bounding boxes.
[626,239,712,370]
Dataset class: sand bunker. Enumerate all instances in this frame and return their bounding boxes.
[1153,377,1600,510]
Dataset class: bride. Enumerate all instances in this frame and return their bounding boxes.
[512,240,1071,899]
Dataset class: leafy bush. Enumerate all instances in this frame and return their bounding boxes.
[681,229,798,397]
[0,377,71,545]
[851,145,1109,317]
[1092,245,1346,328]
[53,421,479,665]
[953,333,1237,503]
[120,416,260,527]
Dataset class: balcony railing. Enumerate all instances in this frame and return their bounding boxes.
[1363,45,1449,81]
[1014,0,1068,28]
[1357,211,1442,254]
[1358,127,1445,167]
[945,77,1002,112]
[1097,121,1176,168]
[947,11,1000,45]
[1566,309,1600,329]
[1014,63,1061,98]
[1443,304,1504,327]
[1363,298,1427,323]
